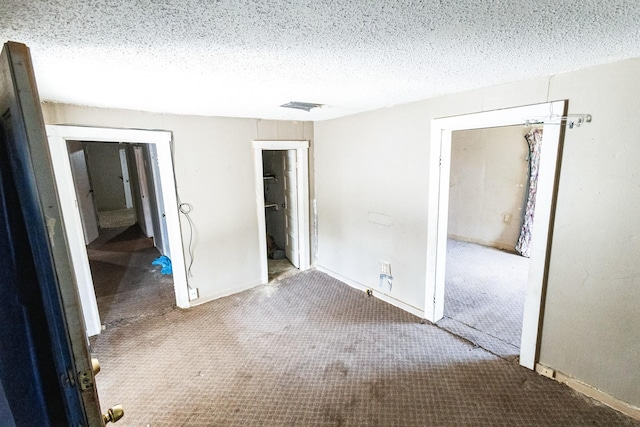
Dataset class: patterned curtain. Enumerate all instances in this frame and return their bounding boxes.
[515,129,543,257]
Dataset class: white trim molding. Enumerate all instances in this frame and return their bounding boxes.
[536,364,640,421]
[252,140,311,283]
[46,125,190,337]
[317,266,426,319]
[426,101,567,370]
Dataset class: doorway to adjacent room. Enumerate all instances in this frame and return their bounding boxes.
[426,101,567,369]
[47,125,189,337]
[440,125,537,360]
[253,140,311,283]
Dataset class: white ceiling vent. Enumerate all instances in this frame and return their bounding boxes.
[280,101,323,112]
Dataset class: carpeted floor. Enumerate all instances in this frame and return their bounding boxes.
[87,225,175,329]
[89,261,638,425]
[98,208,137,229]
[268,258,298,281]
[438,239,529,360]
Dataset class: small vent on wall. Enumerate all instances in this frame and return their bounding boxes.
[280,101,323,112]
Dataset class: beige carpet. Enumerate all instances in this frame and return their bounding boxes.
[87,225,174,329]
[98,208,137,228]
[89,256,638,425]
[438,239,528,360]
[268,258,298,281]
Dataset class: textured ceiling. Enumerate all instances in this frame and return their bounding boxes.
[2,1,640,121]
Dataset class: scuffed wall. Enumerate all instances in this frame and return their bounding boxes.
[41,103,314,303]
[448,126,531,250]
[315,57,640,408]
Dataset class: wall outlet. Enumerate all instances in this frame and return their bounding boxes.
[188,287,199,300]
[380,261,391,275]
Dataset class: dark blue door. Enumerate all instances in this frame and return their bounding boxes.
[0,42,102,426]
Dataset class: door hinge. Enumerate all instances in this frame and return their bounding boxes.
[62,368,93,390]
[439,157,442,167]
[78,369,94,391]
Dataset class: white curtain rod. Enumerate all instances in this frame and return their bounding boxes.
[523,114,592,128]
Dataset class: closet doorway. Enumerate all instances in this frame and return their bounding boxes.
[253,140,311,283]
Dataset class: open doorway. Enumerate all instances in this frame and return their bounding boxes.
[438,125,537,360]
[84,142,136,230]
[262,149,300,280]
[47,125,189,337]
[253,140,311,283]
[426,101,567,369]
[66,140,175,330]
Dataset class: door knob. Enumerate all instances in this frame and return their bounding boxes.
[103,404,124,424]
[91,358,100,375]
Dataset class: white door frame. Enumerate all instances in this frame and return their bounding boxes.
[253,140,310,283]
[67,140,99,244]
[47,125,190,337]
[133,145,154,238]
[426,101,566,369]
[282,150,300,268]
[119,147,134,209]
[148,144,171,257]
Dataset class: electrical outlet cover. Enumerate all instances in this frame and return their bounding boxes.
[380,261,391,275]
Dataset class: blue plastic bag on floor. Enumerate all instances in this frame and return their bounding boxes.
[152,255,172,275]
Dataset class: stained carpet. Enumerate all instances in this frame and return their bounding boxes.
[438,239,528,360]
[90,269,637,426]
[87,225,175,329]
[98,208,137,228]
[268,258,298,281]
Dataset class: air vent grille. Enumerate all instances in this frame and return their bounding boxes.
[280,101,323,112]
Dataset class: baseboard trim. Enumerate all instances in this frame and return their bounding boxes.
[447,234,517,253]
[535,363,640,420]
[188,279,263,307]
[316,266,426,319]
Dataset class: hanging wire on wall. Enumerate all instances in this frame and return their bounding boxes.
[179,202,196,277]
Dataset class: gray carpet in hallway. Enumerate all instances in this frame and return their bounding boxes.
[91,269,637,426]
[87,225,175,329]
[438,239,528,360]
[98,208,137,228]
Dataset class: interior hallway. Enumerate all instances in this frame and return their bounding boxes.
[89,269,637,426]
[87,224,175,329]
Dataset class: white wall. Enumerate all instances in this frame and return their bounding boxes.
[84,142,126,211]
[315,103,432,312]
[41,104,314,303]
[315,57,640,408]
[145,143,170,256]
[125,145,146,235]
[448,126,531,250]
